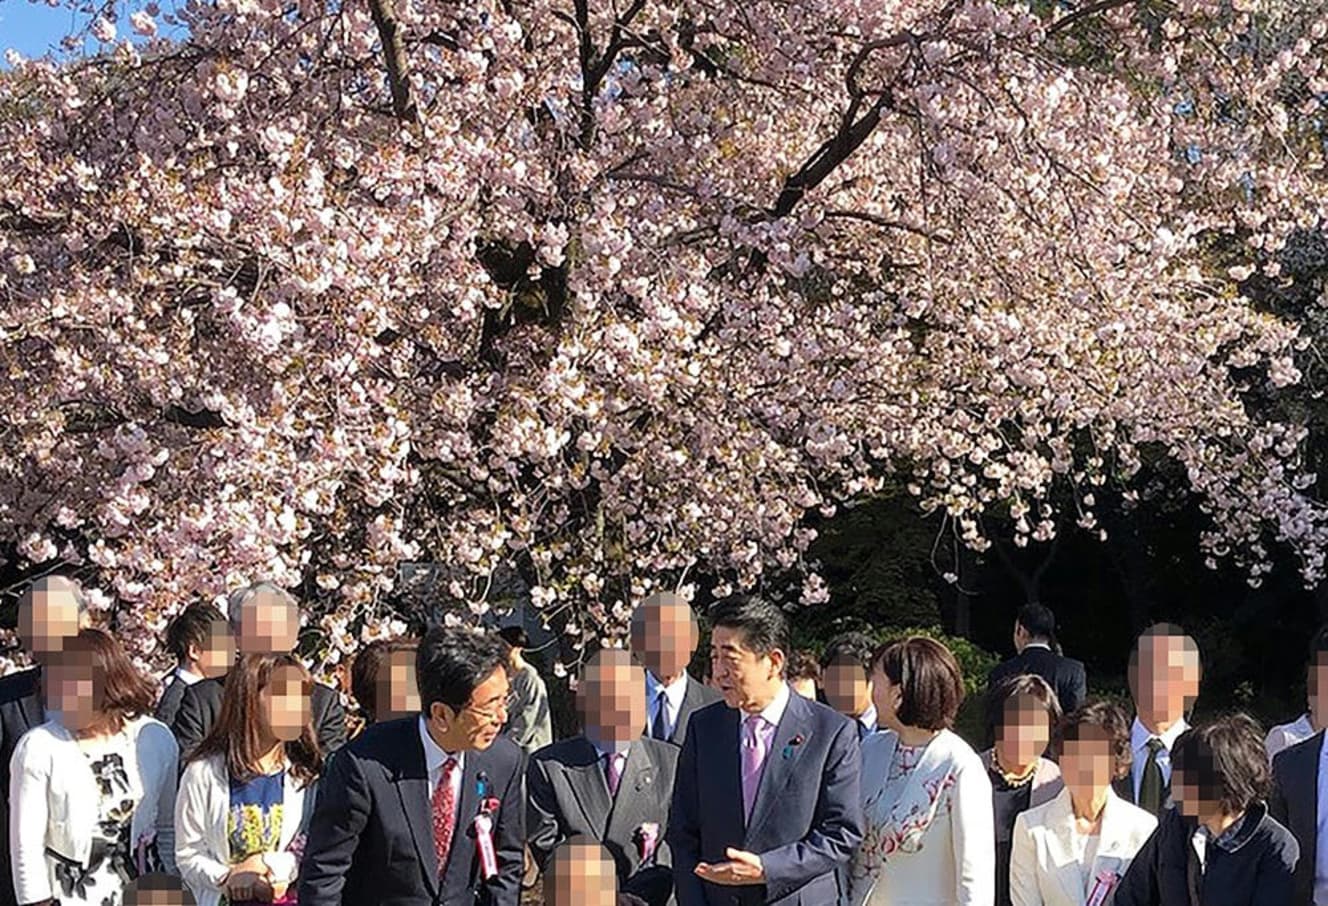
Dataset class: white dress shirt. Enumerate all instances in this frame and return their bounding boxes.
[739,681,791,745]
[1315,734,1328,906]
[1129,717,1188,802]
[857,703,879,734]
[645,671,689,739]
[1267,713,1315,761]
[419,715,465,802]
[174,666,205,686]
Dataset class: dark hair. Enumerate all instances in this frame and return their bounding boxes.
[708,596,790,663]
[1055,700,1133,779]
[417,626,508,714]
[498,625,531,650]
[1128,622,1202,686]
[871,636,965,730]
[124,872,196,905]
[1016,603,1057,642]
[820,632,875,676]
[165,602,225,664]
[1171,713,1271,816]
[48,628,157,733]
[787,651,821,684]
[987,673,1061,735]
[351,637,418,725]
[190,653,322,785]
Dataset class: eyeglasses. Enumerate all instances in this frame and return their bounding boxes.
[462,692,518,723]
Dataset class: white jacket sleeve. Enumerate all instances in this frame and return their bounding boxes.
[951,754,996,906]
[9,732,52,904]
[175,759,230,894]
[1009,811,1042,906]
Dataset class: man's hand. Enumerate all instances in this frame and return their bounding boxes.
[694,848,766,886]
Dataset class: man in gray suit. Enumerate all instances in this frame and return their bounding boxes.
[529,649,678,906]
[631,592,721,746]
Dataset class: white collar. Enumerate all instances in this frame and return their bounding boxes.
[588,735,631,760]
[858,702,878,730]
[175,666,205,686]
[418,715,463,774]
[1131,715,1188,752]
[1022,641,1052,651]
[746,681,791,728]
[646,670,689,706]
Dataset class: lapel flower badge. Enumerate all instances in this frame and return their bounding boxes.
[782,734,806,760]
[634,822,660,863]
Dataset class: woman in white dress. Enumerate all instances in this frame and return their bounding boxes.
[1009,701,1156,906]
[849,636,995,906]
[10,628,178,906]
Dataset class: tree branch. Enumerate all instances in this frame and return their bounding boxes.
[367,0,418,123]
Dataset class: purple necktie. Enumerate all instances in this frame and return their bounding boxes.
[606,751,626,797]
[741,714,769,821]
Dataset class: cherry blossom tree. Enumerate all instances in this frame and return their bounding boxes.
[1,0,1325,670]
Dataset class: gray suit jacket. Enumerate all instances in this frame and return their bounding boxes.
[528,735,678,906]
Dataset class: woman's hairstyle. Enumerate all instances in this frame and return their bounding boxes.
[350,637,417,724]
[1171,713,1271,816]
[986,673,1062,736]
[1055,700,1134,780]
[49,628,156,733]
[870,636,965,731]
[786,650,822,685]
[190,652,322,785]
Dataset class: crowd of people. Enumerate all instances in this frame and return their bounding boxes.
[0,578,1325,906]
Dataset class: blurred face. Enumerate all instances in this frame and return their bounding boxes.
[238,593,300,655]
[871,665,905,732]
[823,661,872,719]
[46,651,103,733]
[196,621,235,679]
[579,653,646,746]
[376,648,420,722]
[1059,730,1118,804]
[1131,634,1200,730]
[545,844,616,906]
[1308,658,1328,722]
[19,586,84,660]
[995,695,1052,768]
[432,666,511,752]
[125,875,197,906]
[710,626,785,713]
[631,598,697,682]
[1170,769,1215,821]
[263,663,311,743]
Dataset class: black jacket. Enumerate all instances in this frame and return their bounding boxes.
[171,672,346,759]
[987,645,1087,719]
[0,668,41,906]
[1270,731,1322,906]
[154,672,190,728]
[1114,802,1298,906]
[298,716,526,906]
[653,675,721,747]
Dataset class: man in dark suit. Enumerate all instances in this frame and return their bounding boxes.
[155,601,230,727]
[986,603,1086,728]
[530,649,679,906]
[669,596,863,906]
[300,626,526,906]
[172,581,345,757]
[0,576,90,906]
[631,592,721,747]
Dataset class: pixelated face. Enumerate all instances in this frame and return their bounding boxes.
[1059,730,1117,798]
[19,587,83,659]
[546,844,616,906]
[1308,658,1328,715]
[995,695,1052,767]
[197,620,235,679]
[434,666,511,751]
[1131,633,1200,727]
[631,598,697,681]
[264,663,310,742]
[46,651,103,732]
[579,653,646,745]
[377,648,419,721]
[822,661,872,718]
[1170,769,1213,820]
[709,626,783,711]
[789,677,818,699]
[124,875,197,906]
[237,590,299,655]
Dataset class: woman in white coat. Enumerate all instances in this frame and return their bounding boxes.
[10,628,178,906]
[1010,701,1156,906]
[849,637,995,906]
[175,653,321,906]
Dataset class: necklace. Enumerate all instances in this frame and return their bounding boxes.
[992,750,1038,787]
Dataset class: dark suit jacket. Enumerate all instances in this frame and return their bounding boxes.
[528,736,679,906]
[172,673,346,758]
[1270,731,1322,906]
[154,672,190,728]
[652,675,722,747]
[668,691,863,906]
[1114,802,1297,906]
[0,668,41,906]
[298,716,525,906]
[987,646,1087,721]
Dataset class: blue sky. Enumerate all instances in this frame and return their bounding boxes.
[0,0,185,65]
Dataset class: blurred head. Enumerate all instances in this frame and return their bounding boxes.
[820,632,875,719]
[351,638,419,725]
[1128,624,1201,732]
[630,592,699,684]
[192,653,321,784]
[786,651,821,700]
[166,602,232,679]
[543,837,618,906]
[1055,700,1133,805]
[418,627,510,753]
[989,674,1060,769]
[1171,714,1270,822]
[227,582,300,656]
[708,596,789,713]
[17,575,90,661]
[45,628,156,735]
[579,649,646,747]
[124,873,197,906]
[1014,603,1057,652]
[1306,627,1328,721]
[871,637,965,734]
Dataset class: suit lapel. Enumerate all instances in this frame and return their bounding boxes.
[606,742,657,848]
[744,693,810,845]
[672,676,698,744]
[1043,800,1088,906]
[565,738,613,834]
[394,724,440,894]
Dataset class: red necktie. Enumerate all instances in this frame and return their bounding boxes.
[432,757,459,874]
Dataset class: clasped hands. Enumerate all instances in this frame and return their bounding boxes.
[695,847,765,886]
[224,852,290,902]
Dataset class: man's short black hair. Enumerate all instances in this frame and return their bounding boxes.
[498,625,531,650]
[708,596,790,662]
[165,602,225,664]
[1016,603,1057,641]
[820,632,875,676]
[1171,713,1271,817]
[1308,624,1328,665]
[417,626,508,714]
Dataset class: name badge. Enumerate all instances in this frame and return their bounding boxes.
[1086,869,1119,906]
[474,814,498,880]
